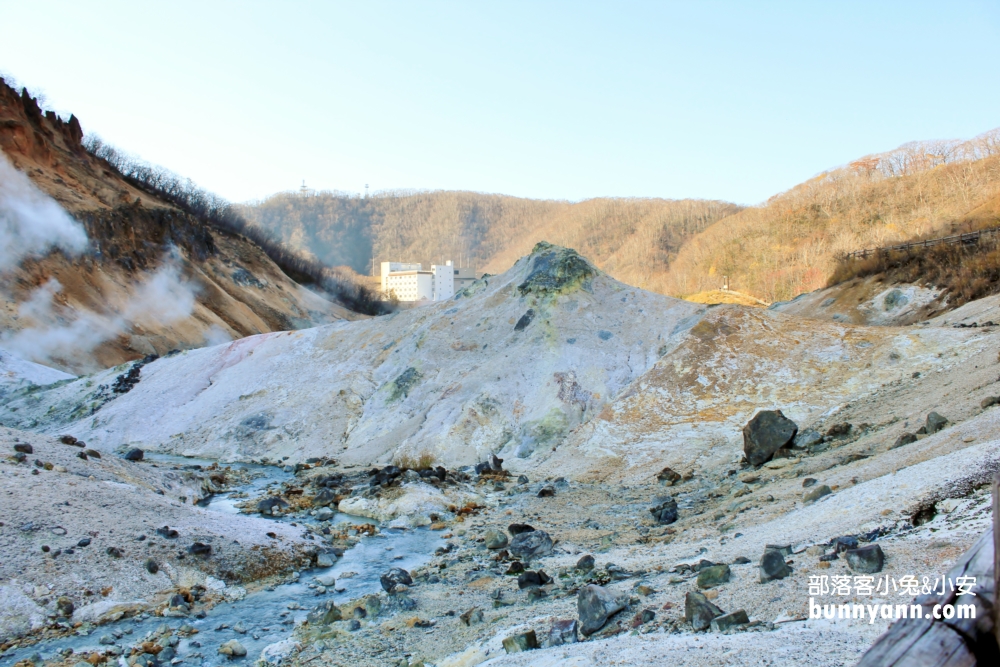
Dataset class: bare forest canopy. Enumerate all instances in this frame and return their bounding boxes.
[237,192,744,292]
[663,128,1000,302]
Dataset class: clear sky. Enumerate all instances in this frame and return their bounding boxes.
[1,1,998,205]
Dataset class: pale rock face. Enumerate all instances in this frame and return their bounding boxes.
[0,585,47,639]
[0,244,704,470]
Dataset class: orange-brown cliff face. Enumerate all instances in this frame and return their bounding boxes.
[0,78,358,374]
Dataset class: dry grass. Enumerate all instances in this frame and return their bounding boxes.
[827,234,1000,307]
[663,129,1000,302]
[393,451,438,471]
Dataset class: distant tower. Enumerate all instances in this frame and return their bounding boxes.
[365,183,369,198]
[300,180,309,195]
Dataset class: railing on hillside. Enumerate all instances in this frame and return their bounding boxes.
[854,473,999,665]
[842,226,1000,261]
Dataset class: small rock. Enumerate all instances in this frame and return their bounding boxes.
[106,547,123,558]
[59,435,78,445]
[508,523,535,535]
[380,567,413,593]
[217,640,246,657]
[576,554,595,572]
[764,544,792,557]
[801,478,817,488]
[188,542,211,556]
[14,443,33,454]
[484,529,508,550]
[710,609,750,633]
[743,410,798,466]
[460,607,484,625]
[793,429,823,449]
[926,412,948,434]
[833,536,859,552]
[803,485,832,503]
[257,497,289,515]
[506,561,526,575]
[577,584,627,635]
[637,584,655,596]
[232,622,247,634]
[685,591,723,631]
[56,596,74,617]
[537,485,556,498]
[891,433,918,449]
[517,475,529,484]
[509,530,553,561]
[547,619,578,646]
[981,396,999,409]
[759,549,790,582]
[316,553,335,568]
[76,451,89,460]
[502,630,538,653]
[826,422,852,437]
[84,449,101,459]
[315,507,334,521]
[98,634,115,645]
[656,467,681,486]
[696,564,731,589]
[306,600,342,625]
[315,573,336,587]
[123,448,144,462]
[845,544,885,573]
[77,538,91,547]
[649,496,678,525]
[144,559,159,574]
[732,556,751,564]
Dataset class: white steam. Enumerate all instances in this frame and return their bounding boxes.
[0,154,88,270]
[1,262,199,371]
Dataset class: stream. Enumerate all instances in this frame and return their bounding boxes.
[1,456,443,667]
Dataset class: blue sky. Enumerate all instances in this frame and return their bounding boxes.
[1,1,998,205]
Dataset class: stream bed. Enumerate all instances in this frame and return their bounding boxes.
[1,456,443,667]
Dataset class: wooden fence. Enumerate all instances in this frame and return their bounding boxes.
[842,226,1000,261]
[855,473,999,665]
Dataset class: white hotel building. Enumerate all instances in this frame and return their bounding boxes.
[381,261,477,302]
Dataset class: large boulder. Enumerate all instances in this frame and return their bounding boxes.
[926,412,949,435]
[759,548,791,582]
[845,544,884,573]
[509,530,553,561]
[577,584,627,635]
[743,410,798,466]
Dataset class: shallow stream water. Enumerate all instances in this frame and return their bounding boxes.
[1,456,443,667]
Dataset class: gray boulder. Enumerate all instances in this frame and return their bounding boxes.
[649,496,678,524]
[890,433,918,449]
[509,530,553,561]
[306,600,342,625]
[793,429,822,449]
[759,549,790,582]
[696,564,731,589]
[379,567,412,593]
[577,584,627,635]
[743,410,798,466]
[845,544,884,573]
[926,412,949,434]
[803,485,832,503]
[484,529,508,550]
[684,591,723,631]
[710,609,750,633]
[546,619,579,646]
[502,630,538,653]
[123,448,144,462]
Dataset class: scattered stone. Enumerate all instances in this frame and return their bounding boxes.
[257,497,290,515]
[845,544,885,573]
[107,547,123,558]
[685,591,723,631]
[890,433,918,449]
[926,412,949,434]
[826,423,852,437]
[656,467,681,485]
[156,526,179,539]
[56,596,74,617]
[759,549,790,582]
[696,564,731,589]
[801,478,817,488]
[312,488,337,507]
[315,507,334,522]
[502,630,538,653]
[537,485,556,497]
[732,556,751,565]
[484,529,508,550]
[649,496,678,525]
[188,542,211,556]
[460,607,484,626]
[981,396,1000,409]
[144,559,159,574]
[123,448,144,461]
[577,584,627,635]
[59,435,78,445]
[316,553,335,568]
[84,449,101,459]
[508,523,535,535]
[743,410,798,466]
[803,485,832,503]
[14,443,33,454]
[232,622,247,634]
[76,451,88,460]
[380,567,413,593]
[576,554,595,572]
[764,544,792,557]
[306,601,342,625]
[710,609,750,633]
[547,619,579,646]
[218,640,246,657]
[506,561,526,575]
[315,573,336,587]
[517,475,529,484]
[509,530,553,561]
[77,537,91,547]
[98,635,115,645]
[833,536,859,553]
